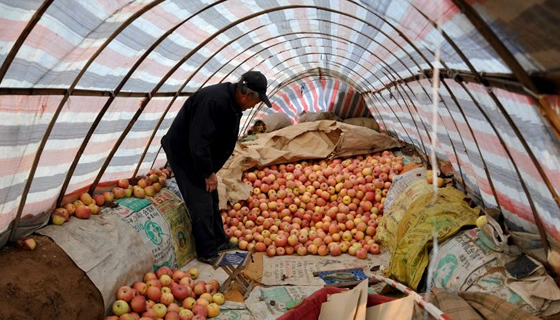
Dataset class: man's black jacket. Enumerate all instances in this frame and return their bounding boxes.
[161,82,242,184]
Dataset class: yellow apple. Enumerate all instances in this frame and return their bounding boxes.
[476,215,488,228]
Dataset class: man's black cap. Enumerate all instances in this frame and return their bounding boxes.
[241,71,272,108]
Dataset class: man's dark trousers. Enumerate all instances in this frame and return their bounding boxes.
[166,157,227,259]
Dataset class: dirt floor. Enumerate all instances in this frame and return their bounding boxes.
[0,234,104,320]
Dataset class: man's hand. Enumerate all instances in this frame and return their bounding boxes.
[205,173,218,192]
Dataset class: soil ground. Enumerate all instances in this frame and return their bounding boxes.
[0,234,104,320]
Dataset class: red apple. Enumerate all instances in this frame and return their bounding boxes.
[51,212,66,225]
[118,178,130,189]
[370,243,381,254]
[266,246,276,257]
[133,186,146,198]
[172,270,187,282]
[146,279,163,289]
[117,286,134,302]
[141,309,158,320]
[132,281,147,295]
[329,243,342,256]
[93,194,106,206]
[192,305,208,317]
[73,199,85,208]
[356,248,368,259]
[274,234,288,247]
[207,280,220,292]
[144,186,156,197]
[143,272,157,282]
[137,178,148,188]
[179,276,194,288]
[156,266,173,278]
[193,281,207,296]
[103,191,115,203]
[287,235,298,246]
[16,238,36,251]
[79,193,94,205]
[74,205,91,219]
[203,285,215,296]
[165,311,181,320]
[149,174,159,183]
[160,292,174,306]
[153,182,162,192]
[64,203,76,215]
[54,207,70,221]
[168,303,180,313]
[113,187,126,199]
[119,314,135,320]
[146,286,161,301]
[178,309,194,320]
[130,295,147,313]
[182,297,196,309]
[171,284,189,301]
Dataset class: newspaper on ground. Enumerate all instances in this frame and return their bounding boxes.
[180,256,230,287]
[245,285,323,320]
[261,253,388,286]
[212,308,254,320]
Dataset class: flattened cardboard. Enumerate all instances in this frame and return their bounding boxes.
[318,280,368,320]
[365,295,414,320]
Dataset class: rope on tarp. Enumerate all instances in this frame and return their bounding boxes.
[369,273,451,320]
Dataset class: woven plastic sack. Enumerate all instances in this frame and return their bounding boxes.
[385,185,480,290]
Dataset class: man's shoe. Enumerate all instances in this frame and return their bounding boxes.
[217,242,238,252]
[197,255,219,265]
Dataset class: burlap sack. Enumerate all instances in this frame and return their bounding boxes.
[257,112,293,132]
[299,111,342,123]
[343,117,380,132]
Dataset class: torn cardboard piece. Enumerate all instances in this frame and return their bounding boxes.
[366,295,415,320]
[319,280,368,320]
[318,280,414,320]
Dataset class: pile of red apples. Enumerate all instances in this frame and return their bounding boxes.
[50,168,170,225]
[222,151,404,259]
[106,266,223,320]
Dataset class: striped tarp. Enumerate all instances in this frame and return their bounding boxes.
[0,0,559,257]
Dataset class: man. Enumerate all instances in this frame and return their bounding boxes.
[161,71,272,265]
